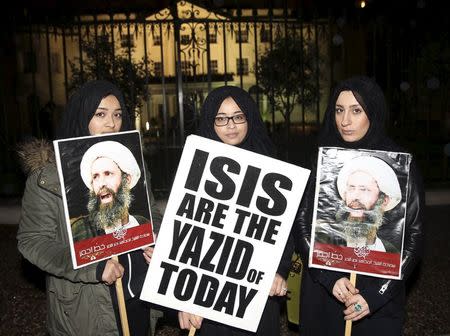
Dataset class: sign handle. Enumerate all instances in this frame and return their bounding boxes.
[344,272,357,336]
[113,255,130,336]
[189,326,196,336]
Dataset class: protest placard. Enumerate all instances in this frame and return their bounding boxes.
[54,130,155,269]
[309,147,411,279]
[140,135,310,331]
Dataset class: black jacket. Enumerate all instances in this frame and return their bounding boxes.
[294,158,424,310]
[292,76,425,335]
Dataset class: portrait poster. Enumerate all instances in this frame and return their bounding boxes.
[140,135,310,332]
[309,147,412,279]
[54,130,155,269]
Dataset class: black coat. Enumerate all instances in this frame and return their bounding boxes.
[293,76,425,335]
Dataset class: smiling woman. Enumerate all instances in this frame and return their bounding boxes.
[16,79,163,336]
[88,94,123,135]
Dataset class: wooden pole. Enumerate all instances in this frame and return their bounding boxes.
[188,326,196,336]
[113,255,130,336]
[344,272,357,336]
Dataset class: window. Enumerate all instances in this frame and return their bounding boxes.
[153,34,161,46]
[23,51,37,73]
[209,32,217,44]
[181,61,192,76]
[260,29,271,43]
[120,33,134,48]
[51,52,61,73]
[154,62,162,77]
[181,34,190,45]
[236,58,249,76]
[210,60,218,74]
[235,30,248,43]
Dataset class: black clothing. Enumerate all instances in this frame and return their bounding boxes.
[293,76,424,335]
[198,85,276,157]
[109,251,152,336]
[198,85,293,336]
[200,297,281,336]
[57,80,132,139]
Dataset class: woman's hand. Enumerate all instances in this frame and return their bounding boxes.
[343,293,370,321]
[332,277,359,302]
[102,259,124,285]
[142,246,154,264]
[178,311,203,330]
[142,234,157,264]
[269,273,288,296]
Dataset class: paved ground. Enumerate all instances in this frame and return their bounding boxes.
[0,193,449,335]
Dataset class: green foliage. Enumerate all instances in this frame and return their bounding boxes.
[255,35,322,122]
[68,35,152,118]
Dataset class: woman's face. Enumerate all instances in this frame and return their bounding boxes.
[88,95,123,135]
[335,91,370,142]
[214,97,248,146]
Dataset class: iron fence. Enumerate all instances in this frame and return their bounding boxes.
[2,2,449,195]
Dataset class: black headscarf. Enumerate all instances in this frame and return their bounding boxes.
[319,76,398,151]
[198,85,276,157]
[57,80,132,139]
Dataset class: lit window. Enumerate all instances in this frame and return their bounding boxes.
[120,33,134,48]
[154,62,162,76]
[181,61,192,76]
[260,29,270,43]
[153,34,161,46]
[209,32,217,44]
[236,58,249,76]
[235,30,248,43]
[210,60,218,74]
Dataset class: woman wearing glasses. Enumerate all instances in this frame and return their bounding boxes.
[177,85,294,336]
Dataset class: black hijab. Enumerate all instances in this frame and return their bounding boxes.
[57,80,132,139]
[319,76,398,151]
[198,85,276,157]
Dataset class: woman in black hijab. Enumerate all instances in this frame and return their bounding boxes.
[58,79,132,139]
[178,85,293,336]
[197,85,276,156]
[18,79,162,336]
[293,76,424,335]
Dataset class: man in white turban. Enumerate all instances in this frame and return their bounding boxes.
[316,155,402,252]
[71,140,147,241]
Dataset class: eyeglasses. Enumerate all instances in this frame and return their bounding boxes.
[214,114,247,127]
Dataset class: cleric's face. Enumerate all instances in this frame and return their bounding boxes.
[344,170,380,217]
[90,157,123,205]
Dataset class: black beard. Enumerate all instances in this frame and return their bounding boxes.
[87,175,133,231]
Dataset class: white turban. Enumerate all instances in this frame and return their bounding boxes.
[80,140,141,190]
[336,155,401,211]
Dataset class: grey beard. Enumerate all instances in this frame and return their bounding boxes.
[335,198,385,246]
[87,175,133,231]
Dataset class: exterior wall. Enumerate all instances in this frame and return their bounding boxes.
[12,1,330,138]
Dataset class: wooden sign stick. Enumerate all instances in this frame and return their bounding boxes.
[344,272,357,336]
[189,326,196,336]
[113,255,130,336]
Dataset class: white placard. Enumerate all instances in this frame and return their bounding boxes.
[141,135,310,331]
